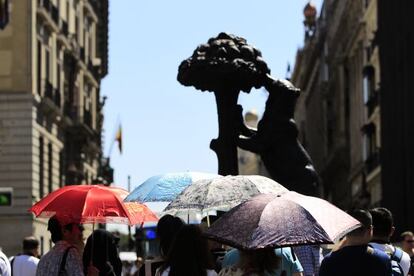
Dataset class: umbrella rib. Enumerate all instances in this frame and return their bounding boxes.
[113,190,135,225]
[80,187,94,221]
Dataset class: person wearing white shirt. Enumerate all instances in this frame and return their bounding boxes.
[10,236,40,276]
[0,248,11,276]
[369,207,411,276]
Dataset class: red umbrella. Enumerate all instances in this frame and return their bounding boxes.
[29,185,158,225]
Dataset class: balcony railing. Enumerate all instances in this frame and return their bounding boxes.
[80,47,85,62]
[87,60,100,80]
[366,90,379,117]
[63,103,77,121]
[38,0,59,22]
[84,110,92,128]
[365,150,380,174]
[51,5,59,25]
[60,20,68,37]
[54,90,61,108]
[42,80,61,108]
[44,80,53,100]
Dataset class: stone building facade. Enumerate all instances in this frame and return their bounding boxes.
[0,0,109,255]
[292,0,380,210]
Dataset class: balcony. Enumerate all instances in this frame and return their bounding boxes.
[42,80,61,108]
[39,81,62,117]
[61,20,68,37]
[37,0,59,32]
[80,47,86,63]
[44,80,53,100]
[366,90,379,117]
[63,103,77,121]
[365,150,380,174]
[87,60,100,80]
[84,110,92,129]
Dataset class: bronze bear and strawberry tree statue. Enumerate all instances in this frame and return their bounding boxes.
[178,32,319,196]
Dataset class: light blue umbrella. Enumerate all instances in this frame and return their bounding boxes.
[124,172,220,203]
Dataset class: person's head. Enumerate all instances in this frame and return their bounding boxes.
[401,231,414,251]
[163,224,212,276]
[83,229,122,276]
[369,207,394,240]
[156,215,184,257]
[239,248,280,274]
[346,209,373,242]
[22,236,39,257]
[47,216,84,245]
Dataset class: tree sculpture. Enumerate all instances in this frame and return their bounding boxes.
[177,32,270,175]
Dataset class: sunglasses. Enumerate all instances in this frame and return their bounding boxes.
[404,240,414,243]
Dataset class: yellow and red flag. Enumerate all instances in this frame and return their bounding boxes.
[115,125,122,154]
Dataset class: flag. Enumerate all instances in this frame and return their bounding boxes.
[115,125,122,154]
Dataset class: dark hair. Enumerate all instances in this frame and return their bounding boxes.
[156,215,184,257]
[347,209,372,237]
[23,236,39,251]
[48,216,63,243]
[161,224,212,276]
[370,207,393,238]
[47,216,79,243]
[83,229,122,276]
[239,248,280,274]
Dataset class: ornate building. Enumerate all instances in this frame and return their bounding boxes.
[292,0,380,210]
[0,0,110,255]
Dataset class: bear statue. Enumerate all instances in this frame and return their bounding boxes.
[237,74,319,196]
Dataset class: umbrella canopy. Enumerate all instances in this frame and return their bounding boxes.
[163,175,288,215]
[124,172,220,202]
[204,192,361,250]
[29,185,158,225]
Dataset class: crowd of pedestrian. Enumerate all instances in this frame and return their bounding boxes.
[1,207,414,276]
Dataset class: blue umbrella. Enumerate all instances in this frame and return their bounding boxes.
[124,172,220,202]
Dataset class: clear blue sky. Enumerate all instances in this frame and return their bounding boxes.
[102,0,323,192]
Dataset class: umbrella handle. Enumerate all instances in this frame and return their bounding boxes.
[207,215,210,227]
[90,223,95,266]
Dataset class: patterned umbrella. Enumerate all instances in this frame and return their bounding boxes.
[163,175,288,215]
[124,172,220,203]
[204,192,361,250]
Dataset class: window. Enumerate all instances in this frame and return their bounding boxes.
[362,123,379,172]
[325,99,335,150]
[45,48,50,83]
[362,65,377,116]
[363,65,375,104]
[39,137,44,198]
[48,143,53,193]
[37,40,42,95]
[59,150,64,187]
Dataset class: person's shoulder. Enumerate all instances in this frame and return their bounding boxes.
[28,255,40,265]
[218,266,244,276]
[207,268,218,276]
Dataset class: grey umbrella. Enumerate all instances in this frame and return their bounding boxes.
[163,175,288,216]
[204,192,361,250]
